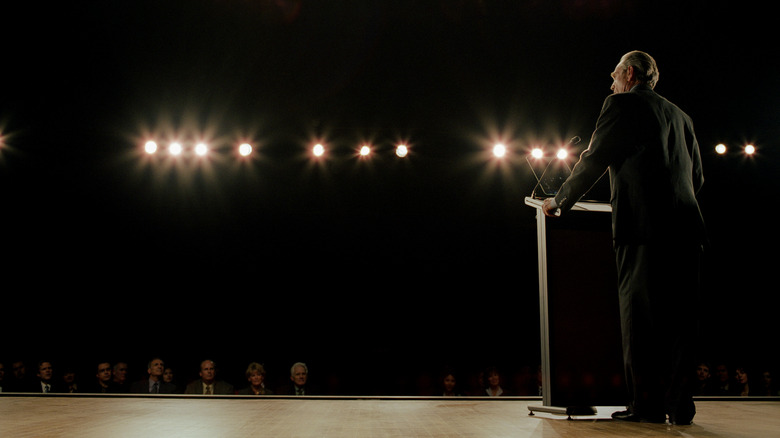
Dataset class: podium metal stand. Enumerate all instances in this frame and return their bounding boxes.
[524,197,625,418]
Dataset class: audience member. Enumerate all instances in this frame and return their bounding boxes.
[237,362,274,395]
[112,362,130,393]
[281,362,316,396]
[758,369,778,396]
[61,365,79,393]
[6,360,32,392]
[184,360,234,395]
[483,366,508,396]
[734,366,752,396]
[163,366,183,394]
[439,369,461,397]
[130,357,177,394]
[693,362,714,395]
[31,360,62,393]
[712,363,734,396]
[85,361,119,393]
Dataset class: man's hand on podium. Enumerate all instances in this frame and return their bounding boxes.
[542,198,561,217]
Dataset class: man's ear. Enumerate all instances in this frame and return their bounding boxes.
[625,65,635,81]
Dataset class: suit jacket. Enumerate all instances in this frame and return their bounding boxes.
[555,84,706,245]
[27,379,64,393]
[184,379,234,395]
[129,378,177,394]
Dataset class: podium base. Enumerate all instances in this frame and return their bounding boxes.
[527,405,597,420]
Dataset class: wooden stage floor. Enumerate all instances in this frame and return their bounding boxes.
[1,395,778,437]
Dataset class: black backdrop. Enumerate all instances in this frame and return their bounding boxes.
[2,0,777,395]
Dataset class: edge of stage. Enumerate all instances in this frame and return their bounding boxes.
[1,394,778,437]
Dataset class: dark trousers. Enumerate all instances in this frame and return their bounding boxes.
[615,242,701,421]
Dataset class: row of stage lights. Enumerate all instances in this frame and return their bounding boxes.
[140,138,759,163]
[143,140,411,159]
[140,139,573,162]
[715,143,756,155]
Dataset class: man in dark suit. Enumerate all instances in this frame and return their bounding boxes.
[279,362,318,396]
[30,360,63,393]
[184,359,234,395]
[543,51,705,425]
[83,360,121,393]
[129,357,177,394]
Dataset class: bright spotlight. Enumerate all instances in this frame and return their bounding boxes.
[195,142,208,157]
[169,142,183,156]
[530,148,544,159]
[312,143,325,157]
[492,143,507,158]
[359,145,371,156]
[144,140,158,154]
[556,148,569,160]
[715,143,727,154]
[238,143,253,157]
[396,144,408,158]
[744,144,756,155]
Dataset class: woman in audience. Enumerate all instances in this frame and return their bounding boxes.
[237,362,273,395]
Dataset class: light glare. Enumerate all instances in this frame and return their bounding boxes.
[238,143,253,157]
[531,148,544,159]
[360,145,371,156]
[744,144,755,155]
[169,142,183,156]
[715,143,727,154]
[556,148,568,160]
[396,144,408,158]
[144,140,158,154]
[195,142,208,156]
[492,143,506,158]
[313,143,325,157]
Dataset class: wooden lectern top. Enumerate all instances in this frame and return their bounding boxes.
[524,197,612,213]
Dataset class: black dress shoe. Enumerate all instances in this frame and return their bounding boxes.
[611,410,666,424]
[670,402,695,425]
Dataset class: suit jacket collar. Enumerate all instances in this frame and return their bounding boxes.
[630,83,654,93]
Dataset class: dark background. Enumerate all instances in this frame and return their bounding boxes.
[2,1,777,395]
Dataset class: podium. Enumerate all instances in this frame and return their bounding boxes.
[524,197,625,417]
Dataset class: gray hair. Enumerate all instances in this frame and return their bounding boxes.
[290,362,308,376]
[620,50,659,89]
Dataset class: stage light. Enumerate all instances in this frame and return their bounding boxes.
[530,148,544,159]
[169,142,183,156]
[359,145,371,156]
[312,143,325,157]
[715,143,727,154]
[744,144,756,155]
[144,140,158,154]
[556,148,569,160]
[396,144,408,158]
[195,142,209,157]
[492,143,506,158]
[238,143,253,157]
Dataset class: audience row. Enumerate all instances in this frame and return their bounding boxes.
[1,358,539,396]
[692,361,779,397]
[1,357,777,397]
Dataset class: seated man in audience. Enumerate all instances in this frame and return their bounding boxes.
[6,360,33,392]
[85,361,119,393]
[184,359,234,395]
[112,361,130,393]
[130,357,177,394]
[280,362,317,396]
[31,360,62,393]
